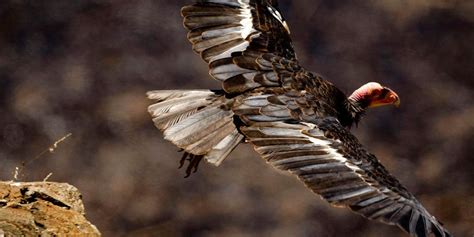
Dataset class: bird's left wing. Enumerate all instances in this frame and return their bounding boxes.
[235,95,451,237]
[182,0,298,94]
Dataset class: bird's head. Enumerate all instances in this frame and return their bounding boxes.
[349,82,400,109]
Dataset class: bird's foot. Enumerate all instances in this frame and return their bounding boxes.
[179,152,204,178]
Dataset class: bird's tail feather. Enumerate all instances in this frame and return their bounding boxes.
[147,90,243,166]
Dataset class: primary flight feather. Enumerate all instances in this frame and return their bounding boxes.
[147,1,451,236]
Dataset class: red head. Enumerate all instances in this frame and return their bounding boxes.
[349,82,400,108]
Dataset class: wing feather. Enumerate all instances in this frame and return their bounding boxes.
[175,2,451,236]
[182,0,298,94]
[238,118,451,237]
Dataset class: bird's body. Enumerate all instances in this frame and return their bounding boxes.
[147,1,451,236]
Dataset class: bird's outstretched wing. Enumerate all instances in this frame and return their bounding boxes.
[182,0,297,94]
[234,94,451,237]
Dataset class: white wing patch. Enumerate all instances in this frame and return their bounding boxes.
[242,121,384,206]
[242,120,451,237]
[302,122,375,185]
[239,2,256,39]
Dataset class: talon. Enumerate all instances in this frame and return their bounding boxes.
[185,166,193,178]
[179,152,189,169]
[184,172,191,178]
[178,152,204,178]
[193,156,203,173]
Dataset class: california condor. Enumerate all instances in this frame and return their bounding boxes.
[147,1,450,236]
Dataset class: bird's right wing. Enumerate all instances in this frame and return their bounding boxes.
[234,95,451,237]
[182,0,300,94]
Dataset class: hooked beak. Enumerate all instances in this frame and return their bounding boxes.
[368,87,400,108]
[393,94,400,108]
[388,88,400,108]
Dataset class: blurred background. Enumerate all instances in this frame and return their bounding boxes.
[0,0,473,236]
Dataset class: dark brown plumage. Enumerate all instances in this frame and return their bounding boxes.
[147,1,450,236]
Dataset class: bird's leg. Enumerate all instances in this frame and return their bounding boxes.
[190,155,203,173]
[178,152,204,178]
[184,154,203,178]
[179,152,189,169]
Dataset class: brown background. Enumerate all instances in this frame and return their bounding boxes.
[0,1,473,236]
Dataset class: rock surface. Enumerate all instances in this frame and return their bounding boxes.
[0,181,100,236]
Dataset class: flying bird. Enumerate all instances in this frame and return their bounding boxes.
[147,1,451,236]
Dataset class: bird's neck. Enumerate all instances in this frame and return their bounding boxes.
[346,98,368,127]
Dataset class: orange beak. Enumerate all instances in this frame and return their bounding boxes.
[393,93,401,107]
[368,88,400,108]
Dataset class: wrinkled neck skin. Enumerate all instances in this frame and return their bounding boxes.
[346,98,368,128]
